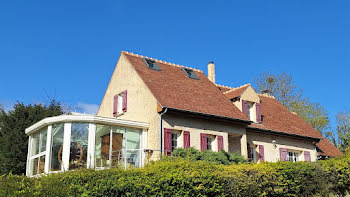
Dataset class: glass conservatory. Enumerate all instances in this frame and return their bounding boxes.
[25,114,149,176]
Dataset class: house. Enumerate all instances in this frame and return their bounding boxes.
[97,51,342,162]
[25,51,341,176]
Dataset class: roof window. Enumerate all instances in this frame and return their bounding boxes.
[182,68,199,80]
[143,58,161,71]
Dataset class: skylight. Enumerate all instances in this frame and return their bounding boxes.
[182,68,199,80]
[143,58,161,71]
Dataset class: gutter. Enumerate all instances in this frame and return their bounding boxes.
[158,107,168,151]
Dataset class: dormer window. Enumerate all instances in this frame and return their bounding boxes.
[182,68,199,80]
[143,58,161,71]
[246,102,254,120]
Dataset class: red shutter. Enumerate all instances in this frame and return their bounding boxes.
[200,133,207,151]
[304,151,311,162]
[217,136,223,152]
[122,90,127,112]
[279,148,288,161]
[242,100,248,117]
[256,103,261,123]
[247,144,251,159]
[164,128,171,155]
[183,131,190,148]
[113,94,118,116]
[259,145,264,161]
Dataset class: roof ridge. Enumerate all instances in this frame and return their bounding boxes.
[216,84,235,89]
[223,83,251,94]
[122,51,204,73]
[257,93,276,99]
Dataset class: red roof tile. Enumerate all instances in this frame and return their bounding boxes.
[123,52,249,121]
[249,95,342,157]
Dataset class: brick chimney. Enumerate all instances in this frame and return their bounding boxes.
[208,61,215,83]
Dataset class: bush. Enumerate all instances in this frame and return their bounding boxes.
[172,147,247,165]
[1,155,350,196]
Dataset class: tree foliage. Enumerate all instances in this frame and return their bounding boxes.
[328,112,350,152]
[254,72,329,134]
[0,100,64,175]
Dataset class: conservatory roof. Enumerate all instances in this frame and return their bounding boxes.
[25,114,149,135]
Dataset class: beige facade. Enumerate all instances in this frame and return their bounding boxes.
[246,131,317,162]
[97,53,161,151]
[162,114,247,157]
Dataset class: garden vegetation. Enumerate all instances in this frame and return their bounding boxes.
[1,149,350,196]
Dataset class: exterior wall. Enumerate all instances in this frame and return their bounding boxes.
[246,130,317,162]
[97,53,160,151]
[233,86,260,123]
[162,114,247,155]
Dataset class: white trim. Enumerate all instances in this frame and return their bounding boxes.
[87,123,96,168]
[25,114,149,135]
[26,136,32,176]
[62,123,71,171]
[44,125,52,173]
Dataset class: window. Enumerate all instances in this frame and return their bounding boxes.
[50,124,64,171]
[171,132,178,151]
[206,136,214,151]
[143,58,161,71]
[117,93,123,114]
[69,123,89,170]
[113,91,127,116]
[30,128,47,175]
[287,151,300,162]
[247,145,257,163]
[247,102,254,121]
[182,68,199,80]
[95,125,141,169]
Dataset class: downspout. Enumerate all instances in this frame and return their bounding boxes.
[159,107,168,152]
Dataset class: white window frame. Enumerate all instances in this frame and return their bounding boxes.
[287,150,300,162]
[248,145,257,163]
[206,135,215,151]
[28,128,48,176]
[247,102,254,121]
[117,93,124,115]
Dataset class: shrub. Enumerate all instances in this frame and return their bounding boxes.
[1,155,350,196]
[172,147,247,165]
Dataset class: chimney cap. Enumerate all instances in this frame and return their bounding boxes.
[209,61,214,64]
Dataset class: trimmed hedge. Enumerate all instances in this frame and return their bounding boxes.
[1,154,350,196]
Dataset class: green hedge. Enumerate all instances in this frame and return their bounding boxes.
[1,154,350,196]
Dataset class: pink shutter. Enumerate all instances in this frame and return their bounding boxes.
[247,144,251,159]
[256,103,261,123]
[279,148,288,161]
[113,94,118,116]
[259,145,264,161]
[122,90,127,112]
[164,128,171,155]
[217,136,223,152]
[200,133,207,151]
[304,151,311,162]
[242,100,248,117]
[183,131,190,148]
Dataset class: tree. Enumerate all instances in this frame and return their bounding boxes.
[0,100,64,175]
[333,112,350,152]
[254,72,330,134]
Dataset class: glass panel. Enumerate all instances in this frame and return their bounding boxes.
[111,127,125,168]
[69,123,89,169]
[126,128,140,149]
[51,124,64,171]
[32,133,40,156]
[126,128,141,167]
[40,129,47,152]
[95,125,111,168]
[39,156,45,174]
[32,158,39,175]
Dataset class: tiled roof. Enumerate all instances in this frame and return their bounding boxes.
[223,84,251,99]
[249,94,342,157]
[216,84,234,93]
[122,51,249,122]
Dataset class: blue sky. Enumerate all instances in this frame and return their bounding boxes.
[0,1,349,128]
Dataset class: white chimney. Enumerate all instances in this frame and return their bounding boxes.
[208,61,215,83]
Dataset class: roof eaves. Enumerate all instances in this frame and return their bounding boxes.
[247,126,321,142]
[165,107,252,125]
[223,83,251,95]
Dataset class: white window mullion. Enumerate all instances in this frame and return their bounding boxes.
[87,123,96,169]
[109,127,113,169]
[62,123,72,171]
[44,125,52,173]
[124,127,127,170]
[26,136,32,176]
